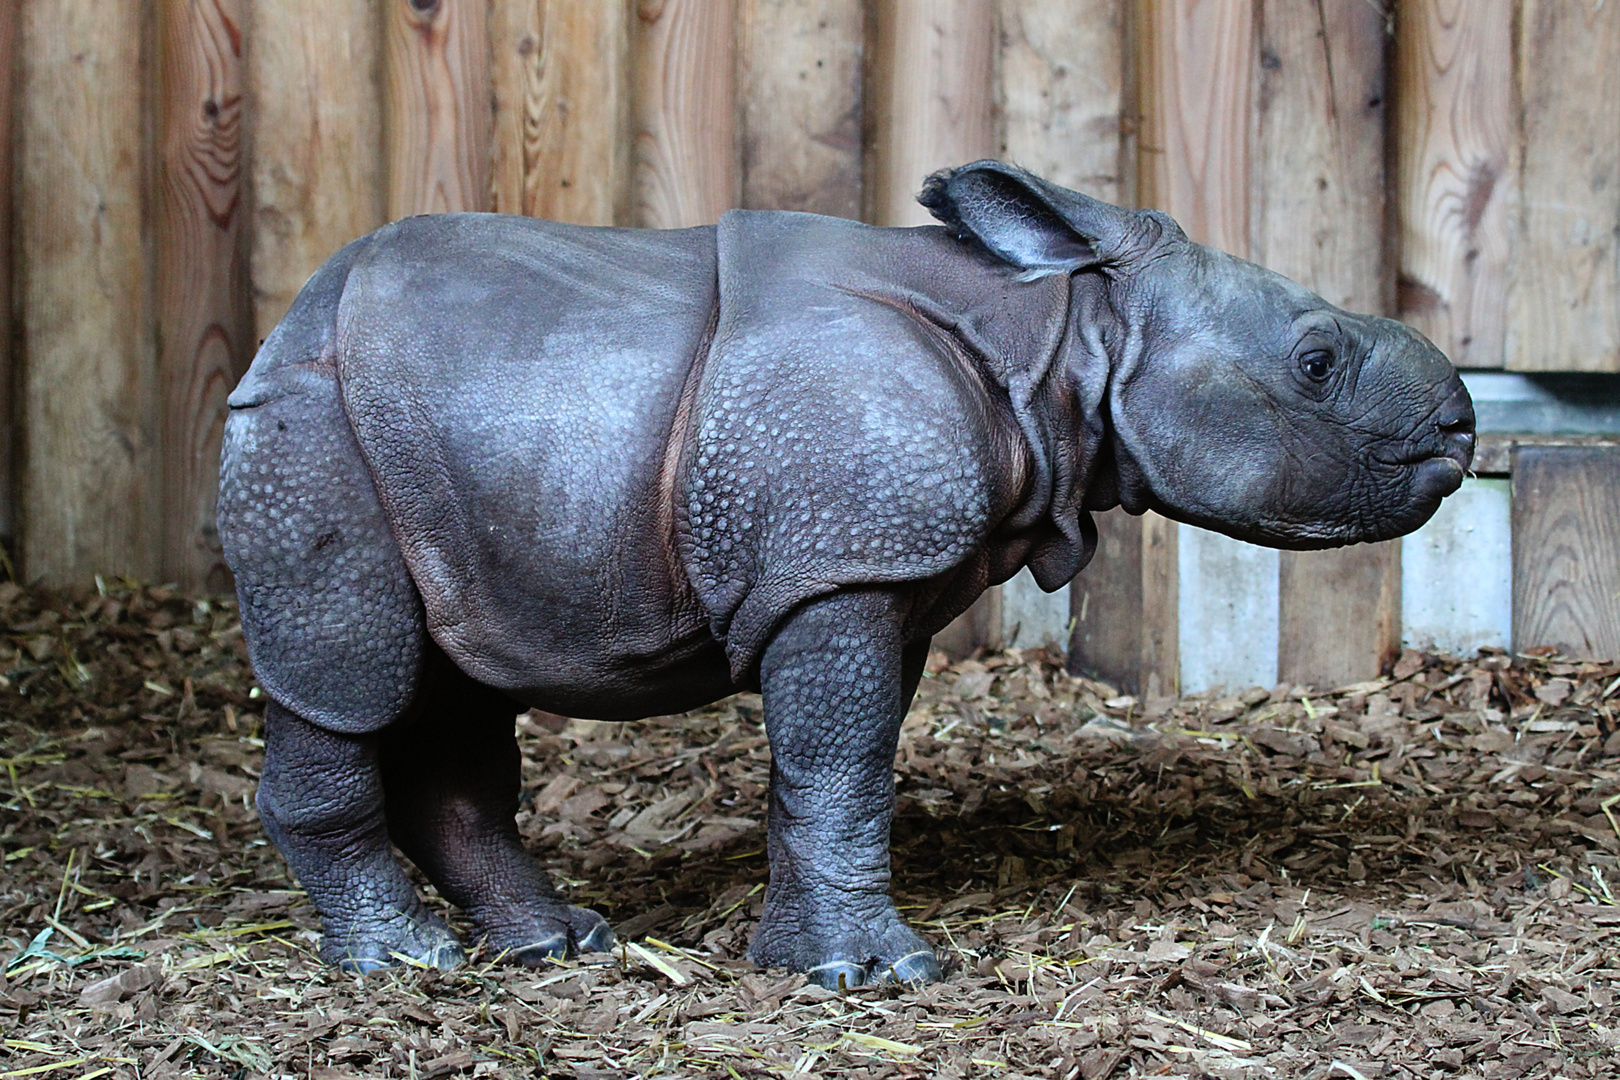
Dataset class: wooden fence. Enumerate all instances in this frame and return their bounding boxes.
[0,1,1616,686]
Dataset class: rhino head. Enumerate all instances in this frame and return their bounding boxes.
[921,161,1474,549]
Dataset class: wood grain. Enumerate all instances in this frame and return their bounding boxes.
[1394,0,1512,368]
[998,0,1126,204]
[1070,510,1180,696]
[865,0,996,227]
[383,0,492,218]
[1071,509,1144,691]
[633,0,738,228]
[1279,544,1400,689]
[18,0,157,581]
[997,0,1134,677]
[1506,0,1620,373]
[1138,511,1179,697]
[1136,0,1253,256]
[1253,0,1388,314]
[1255,0,1401,687]
[489,0,631,223]
[1512,445,1620,661]
[0,0,18,547]
[247,0,385,340]
[155,0,253,590]
[1178,524,1278,693]
[738,0,862,217]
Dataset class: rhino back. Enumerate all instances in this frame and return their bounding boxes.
[336,215,728,713]
[220,238,428,732]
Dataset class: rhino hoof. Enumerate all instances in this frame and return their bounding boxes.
[509,933,570,966]
[504,910,616,965]
[336,955,392,976]
[803,949,944,991]
[575,917,616,954]
[881,950,943,986]
[805,960,872,991]
[335,937,465,975]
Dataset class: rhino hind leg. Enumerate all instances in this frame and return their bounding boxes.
[749,590,944,988]
[219,236,425,735]
[256,700,464,973]
[379,658,614,964]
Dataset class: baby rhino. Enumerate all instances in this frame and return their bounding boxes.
[219,161,1473,987]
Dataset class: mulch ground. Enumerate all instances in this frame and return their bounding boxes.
[2,580,1618,1079]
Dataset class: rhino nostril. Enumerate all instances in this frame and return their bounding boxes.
[1437,418,1475,467]
[1436,409,1475,464]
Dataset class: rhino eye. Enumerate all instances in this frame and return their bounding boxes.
[1299,349,1336,382]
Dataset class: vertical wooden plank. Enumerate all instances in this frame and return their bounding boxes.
[18,0,157,581]
[998,0,1126,203]
[1256,0,1402,688]
[384,0,492,218]
[1253,0,1387,314]
[488,0,631,224]
[1512,446,1620,661]
[1138,511,1178,697]
[1002,567,1071,651]
[247,0,385,340]
[738,0,862,217]
[1066,0,1175,694]
[1136,0,1252,256]
[0,0,18,549]
[1394,0,1512,368]
[1179,525,1277,693]
[1279,543,1400,687]
[865,0,996,227]
[1071,509,1143,687]
[155,0,251,590]
[633,0,738,229]
[1071,508,1180,697]
[1506,0,1620,373]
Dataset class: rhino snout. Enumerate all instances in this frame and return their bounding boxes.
[1398,378,1474,500]
[1366,373,1474,519]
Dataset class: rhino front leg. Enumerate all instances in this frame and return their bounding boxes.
[378,668,613,965]
[749,589,942,989]
[256,702,463,973]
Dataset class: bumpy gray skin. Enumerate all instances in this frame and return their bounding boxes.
[219,162,1474,987]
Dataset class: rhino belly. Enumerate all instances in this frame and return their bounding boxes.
[336,214,730,717]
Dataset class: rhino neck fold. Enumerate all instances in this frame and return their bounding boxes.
[836,246,1081,533]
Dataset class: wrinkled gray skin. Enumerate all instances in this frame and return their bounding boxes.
[219,162,1474,988]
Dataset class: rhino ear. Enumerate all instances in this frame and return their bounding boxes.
[919,160,1157,275]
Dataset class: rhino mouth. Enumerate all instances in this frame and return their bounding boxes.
[1354,448,1467,536]
[1373,426,1474,475]
[1410,453,1466,496]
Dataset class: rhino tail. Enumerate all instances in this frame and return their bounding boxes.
[218,236,427,733]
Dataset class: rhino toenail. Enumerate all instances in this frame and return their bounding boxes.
[576,921,616,953]
[805,960,868,992]
[882,950,943,986]
[510,933,570,966]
